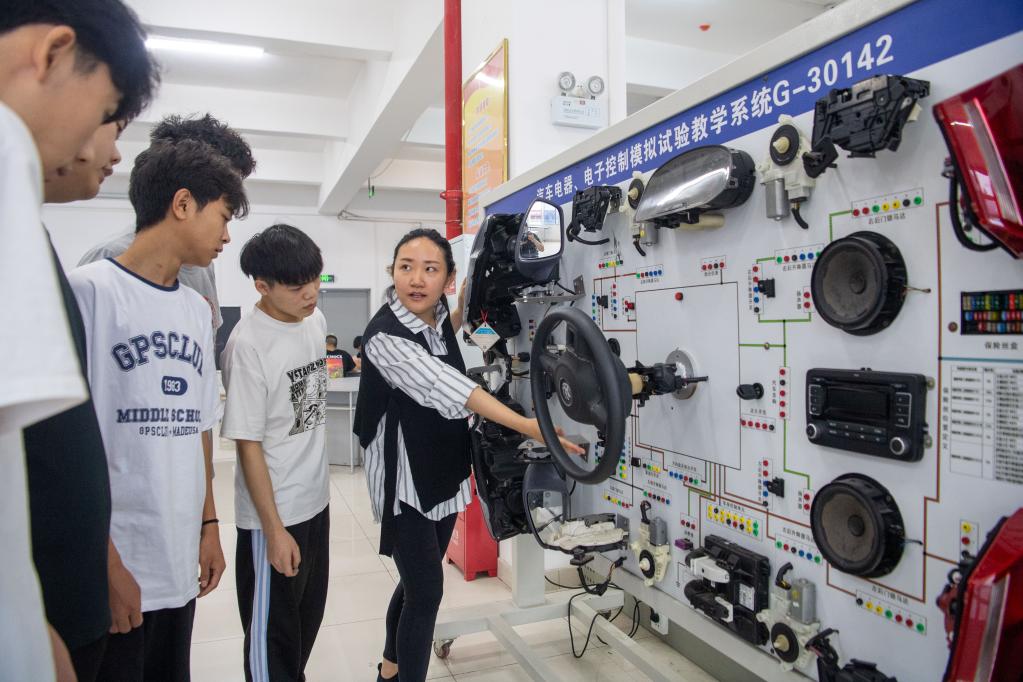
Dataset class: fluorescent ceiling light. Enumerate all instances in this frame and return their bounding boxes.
[145,36,264,58]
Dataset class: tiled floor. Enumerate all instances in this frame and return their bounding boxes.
[192,455,717,681]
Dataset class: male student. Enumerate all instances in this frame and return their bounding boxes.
[0,2,156,680]
[69,139,247,680]
[79,113,257,332]
[27,119,124,682]
[220,224,331,682]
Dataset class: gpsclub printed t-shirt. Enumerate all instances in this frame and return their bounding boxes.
[69,258,217,612]
[221,306,330,530]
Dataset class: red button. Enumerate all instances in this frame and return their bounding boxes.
[780,368,786,375]
[752,266,759,273]
[784,256,790,262]
[701,264,707,270]
[804,292,811,298]
[779,411,786,418]
[780,390,786,397]
[675,292,683,301]
[853,209,860,216]
[804,302,811,309]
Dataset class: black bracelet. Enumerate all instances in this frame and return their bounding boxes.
[201,518,219,526]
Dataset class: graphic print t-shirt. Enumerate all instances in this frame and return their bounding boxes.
[220,306,330,530]
[69,259,217,612]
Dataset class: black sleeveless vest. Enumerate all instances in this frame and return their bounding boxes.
[353,302,471,552]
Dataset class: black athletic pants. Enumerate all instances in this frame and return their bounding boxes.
[236,506,330,682]
[382,503,457,682]
[69,633,108,682]
[95,600,196,682]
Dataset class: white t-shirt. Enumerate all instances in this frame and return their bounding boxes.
[0,102,87,682]
[221,306,330,530]
[69,258,217,612]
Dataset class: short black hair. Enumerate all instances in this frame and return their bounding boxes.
[353,335,362,348]
[1,0,160,124]
[240,224,323,286]
[151,114,256,178]
[326,335,338,346]
[129,139,249,232]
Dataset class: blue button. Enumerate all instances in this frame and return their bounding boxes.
[808,253,815,260]
[799,253,806,261]
[754,297,760,303]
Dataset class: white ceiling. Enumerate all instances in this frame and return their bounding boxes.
[115,0,839,214]
[626,0,836,52]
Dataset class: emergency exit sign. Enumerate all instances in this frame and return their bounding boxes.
[321,274,334,283]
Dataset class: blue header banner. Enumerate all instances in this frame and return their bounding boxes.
[485,0,1023,217]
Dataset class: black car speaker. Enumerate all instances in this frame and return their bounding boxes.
[811,231,907,335]
[811,473,905,577]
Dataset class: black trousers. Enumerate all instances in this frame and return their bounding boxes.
[382,503,457,682]
[95,600,196,682]
[236,506,330,682]
[69,633,108,682]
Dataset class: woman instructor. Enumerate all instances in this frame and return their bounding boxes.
[354,228,581,682]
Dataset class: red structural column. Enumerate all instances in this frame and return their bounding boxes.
[442,0,463,239]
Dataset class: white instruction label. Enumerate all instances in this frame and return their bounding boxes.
[738,583,755,611]
[470,322,500,351]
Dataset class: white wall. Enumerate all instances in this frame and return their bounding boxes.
[42,199,424,312]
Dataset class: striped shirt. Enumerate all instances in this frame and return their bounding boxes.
[363,291,478,523]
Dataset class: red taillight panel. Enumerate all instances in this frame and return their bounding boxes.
[934,65,1023,257]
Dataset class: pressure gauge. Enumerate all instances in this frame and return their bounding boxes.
[557,71,576,93]
[586,75,605,97]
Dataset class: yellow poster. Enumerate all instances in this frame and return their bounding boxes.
[462,40,508,235]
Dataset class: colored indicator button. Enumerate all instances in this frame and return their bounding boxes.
[807,252,815,260]
[779,411,786,418]
[675,292,684,301]
[895,614,903,623]
[882,203,890,211]
[902,199,911,207]
[752,265,759,272]
[784,255,791,262]
[885,610,893,619]
[799,253,806,261]
[814,556,821,564]
[776,541,783,549]
[906,619,913,627]
[701,265,707,271]
[776,257,783,263]
[875,606,884,614]
[804,302,811,309]
[853,208,860,216]
[872,205,880,213]
[916,624,925,632]
[693,479,699,485]
[754,296,760,303]
[913,196,922,205]
[803,503,810,511]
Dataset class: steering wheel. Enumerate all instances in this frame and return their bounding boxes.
[530,306,631,483]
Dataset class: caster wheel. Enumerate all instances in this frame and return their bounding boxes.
[433,639,453,659]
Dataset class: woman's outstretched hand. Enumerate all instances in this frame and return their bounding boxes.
[523,418,586,455]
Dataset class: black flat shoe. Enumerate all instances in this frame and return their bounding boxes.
[376,663,397,681]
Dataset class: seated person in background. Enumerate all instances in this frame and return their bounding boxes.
[352,335,363,370]
[325,334,355,375]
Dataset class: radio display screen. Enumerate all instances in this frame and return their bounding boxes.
[825,385,889,422]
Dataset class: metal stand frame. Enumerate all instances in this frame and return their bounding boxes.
[432,536,674,682]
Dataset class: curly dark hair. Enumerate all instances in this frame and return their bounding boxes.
[150,113,256,178]
[129,139,249,232]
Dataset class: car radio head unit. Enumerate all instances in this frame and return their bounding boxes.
[805,368,928,461]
